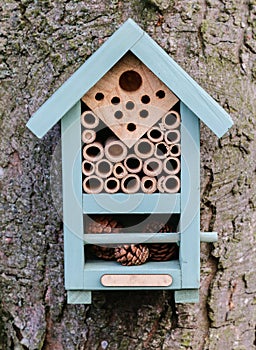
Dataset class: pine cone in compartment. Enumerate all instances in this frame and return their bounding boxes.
[115,244,149,266]
[87,216,122,261]
[144,222,178,261]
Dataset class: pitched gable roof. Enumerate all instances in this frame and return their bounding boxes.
[26,19,233,139]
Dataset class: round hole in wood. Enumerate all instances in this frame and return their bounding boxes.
[156,90,165,99]
[119,70,142,91]
[127,123,136,132]
[111,96,120,105]
[140,109,149,118]
[141,95,150,104]
[114,110,123,119]
[126,101,135,110]
[95,92,104,101]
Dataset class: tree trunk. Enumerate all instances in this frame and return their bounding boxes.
[0,0,255,349]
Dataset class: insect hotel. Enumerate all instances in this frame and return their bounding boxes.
[26,19,233,303]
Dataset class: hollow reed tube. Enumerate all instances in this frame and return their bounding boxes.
[143,158,163,177]
[141,176,157,194]
[82,160,95,176]
[105,137,128,162]
[162,110,180,129]
[83,175,104,193]
[163,157,180,175]
[113,163,128,179]
[121,174,140,194]
[83,142,104,162]
[134,138,154,159]
[81,111,99,129]
[104,177,120,194]
[164,129,180,145]
[82,129,96,144]
[124,154,143,174]
[95,159,113,178]
[147,126,164,143]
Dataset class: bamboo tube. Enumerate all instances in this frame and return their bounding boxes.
[121,174,140,194]
[113,163,128,179]
[169,144,181,157]
[141,176,157,194]
[143,158,162,177]
[82,160,95,176]
[83,142,104,162]
[82,129,96,144]
[134,138,154,159]
[124,154,143,174]
[81,111,99,129]
[162,175,180,193]
[83,175,104,193]
[163,157,180,175]
[157,176,165,193]
[95,159,113,178]
[154,142,169,159]
[164,129,180,145]
[105,137,127,162]
[104,177,120,194]
[147,126,164,143]
[162,110,180,129]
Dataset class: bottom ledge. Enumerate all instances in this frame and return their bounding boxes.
[174,289,199,303]
[83,259,181,290]
[67,290,92,304]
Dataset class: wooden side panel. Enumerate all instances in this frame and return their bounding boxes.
[62,102,84,289]
[180,102,200,289]
[26,19,143,138]
[131,33,233,138]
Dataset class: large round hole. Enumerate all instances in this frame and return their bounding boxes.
[109,144,123,157]
[119,70,142,91]
[115,166,123,175]
[111,96,120,105]
[87,178,101,190]
[127,123,136,132]
[84,113,96,125]
[150,129,162,139]
[166,131,178,143]
[141,95,150,104]
[95,92,104,101]
[107,179,118,190]
[156,143,168,157]
[147,161,159,172]
[165,113,177,127]
[84,162,93,172]
[98,161,111,174]
[144,179,153,189]
[171,145,179,155]
[138,142,151,154]
[124,177,136,190]
[156,90,165,99]
[87,146,100,157]
[166,158,178,172]
[126,157,140,169]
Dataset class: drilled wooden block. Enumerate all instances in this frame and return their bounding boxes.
[82,53,179,148]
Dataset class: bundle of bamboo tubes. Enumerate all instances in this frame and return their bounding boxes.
[81,108,181,194]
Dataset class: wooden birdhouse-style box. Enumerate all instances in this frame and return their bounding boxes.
[26,19,233,304]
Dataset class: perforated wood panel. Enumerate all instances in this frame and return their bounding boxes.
[82,52,179,148]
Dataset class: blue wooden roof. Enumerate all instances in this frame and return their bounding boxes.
[26,19,233,138]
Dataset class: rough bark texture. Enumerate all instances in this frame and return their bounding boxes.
[0,0,255,349]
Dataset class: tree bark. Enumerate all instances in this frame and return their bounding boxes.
[0,0,255,349]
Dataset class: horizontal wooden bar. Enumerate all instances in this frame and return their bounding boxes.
[84,232,180,245]
[83,193,180,214]
[101,274,172,287]
[200,232,218,242]
[83,260,181,290]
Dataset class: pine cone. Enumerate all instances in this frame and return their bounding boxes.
[115,244,149,266]
[87,216,122,261]
[144,222,178,261]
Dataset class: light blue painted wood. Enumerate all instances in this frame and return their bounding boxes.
[200,232,218,242]
[62,102,84,289]
[180,102,200,289]
[84,232,180,244]
[174,289,199,303]
[83,193,180,214]
[131,29,233,138]
[27,18,233,139]
[26,19,143,138]
[83,260,181,290]
[67,291,92,304]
